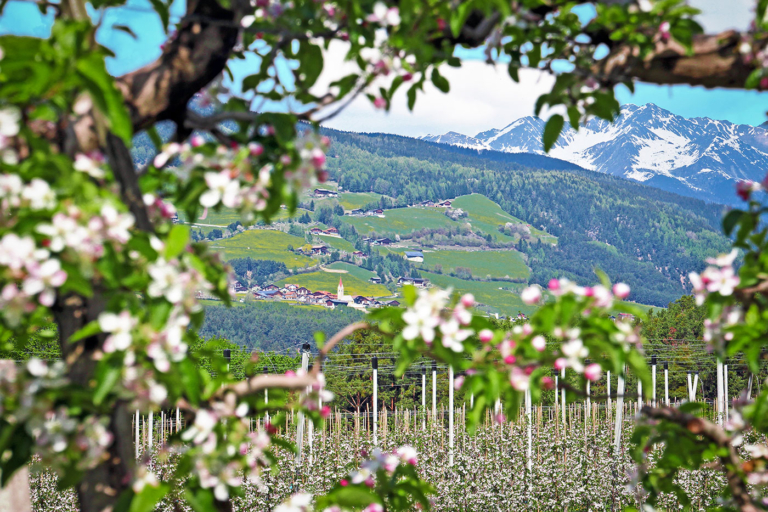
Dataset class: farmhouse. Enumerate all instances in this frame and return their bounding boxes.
[310,228,324,235]
[404,251,424,263]
[324,227,339,234]
[369,276,382,283]
[352,251,366,257]
[313,189,338,198]
[311,245,328,255]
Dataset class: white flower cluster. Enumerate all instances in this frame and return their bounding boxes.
[689,249,740,306]
[402,288,475,352]
[0,174,56,211]
[0,107,20,164]
[0,232,66,324]
[347,446,418,488]
[37,204,134,258]
[0,359,112,474]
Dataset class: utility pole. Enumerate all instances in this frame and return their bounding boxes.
[525,388,532,471]
[263,365,269,424]
[296,344,309,463]
[664,361,669,406]
[687,371,693,402]
[135,410,140,458]
[372,356,378,446]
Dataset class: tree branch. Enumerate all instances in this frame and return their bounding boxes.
[641,406,759,512]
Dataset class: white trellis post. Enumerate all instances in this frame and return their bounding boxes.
[148,411,154,452]
[296,346,309,463]
[449,366,454,466]
[264,365,269,425]
[716,359,724,425]
[724,363,729,423]
[687,372,693,402]
[372,356,378,446]
[613,367,625,455]
[421,365,426,430]
[525,388,532,471]
[431,361,437,420]
[694,371,700,402]
[607,370,612,412]
[554,372,559,409]
[561,367,566,424]
[664,362,669,406]
[135,410,140,458]
[637,374,643,409]
[651,355,657,407]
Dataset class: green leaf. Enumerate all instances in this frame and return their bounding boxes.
[722,209,743,236]
[451,1,474,37]
[113,25,137,39]
[75,54,133,144]
[567,106,581,130]
[431,68,450,93]
[94,366,121,405]
[147,0,170,31]
[146,126,164,151]
[407,85,418,111]
[165,224,190,259]
[0,424,32,487]
[542,114,564,153]
[69,320,101,343]
[327,486,380,508]
[297,41,323,87]
[184,488,215,512]
[129,484,169,512]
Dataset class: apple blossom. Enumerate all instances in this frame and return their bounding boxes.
[478,329,494,343]
[584,363,602,382]
[521,285,542,305]
[531,335,546,352]
[613,282,630,299]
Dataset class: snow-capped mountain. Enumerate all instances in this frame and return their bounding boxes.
[421,104,768,205]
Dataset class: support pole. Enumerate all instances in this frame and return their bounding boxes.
[176,408,180,433]
[421,365,426,430]
[372,356,378,446]
[431,360,437,420]
[687,372,693,402]
[135,410,140,459]
[664,362,669,406]
[716,359,724,425]
[607,370,611,412]
[148,412,153,452]
[263,366,270,424]
[296,346,309,463]
[554,373,559,409]
[651,355,657,408]
[525,388,532,471]
[449,366,454,466]
[613,367,625,455]
[724,363,729,424]
[561,367,566,425]
[694,371,700,402]
[637,376,642,409]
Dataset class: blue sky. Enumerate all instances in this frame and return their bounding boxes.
[2,0,765,136]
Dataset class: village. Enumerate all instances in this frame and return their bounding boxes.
[227,275,430,311]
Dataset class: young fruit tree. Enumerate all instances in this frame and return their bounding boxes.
[1,0,768,510]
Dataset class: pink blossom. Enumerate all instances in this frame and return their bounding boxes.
[548,278,560,291]
[520,285,542,305]
[659,21,671,42]
[396,445,417,465]
[542,376,554,390]
[531,335,546,352]
[320,405,331,418]
[248,142,264,156]
[554,357,567,371]
[613,282,630,299]
[453,375,465,390]
[585,363,602,382]
[736,180,761,201]
[460,293,475,308]
[503,355,516,365]
[522,323,533,336]
[310,148,326,169]
[373,97,387,109]
[510,367,530,391]
[478,329,494,343]
[190,135,205,147]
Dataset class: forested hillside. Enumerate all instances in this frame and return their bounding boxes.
[323,128,731,306]
[199,301,364,350]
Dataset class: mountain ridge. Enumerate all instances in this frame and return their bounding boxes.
[421,104,768,205]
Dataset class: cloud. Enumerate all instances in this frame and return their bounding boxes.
[316,43,555,138]
[690,0,753,32]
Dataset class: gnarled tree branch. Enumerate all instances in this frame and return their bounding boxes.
[641,405,758,512]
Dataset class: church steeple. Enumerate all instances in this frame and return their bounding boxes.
[337,276,344,298]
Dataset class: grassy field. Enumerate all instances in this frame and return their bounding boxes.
[318,235,356,253]
[418,249,530,280]
[276,271,391,297]
[421,271,534,317]
[325,261,379,281]
[313,191,385,210]
[181,207,311,234]
[452,194,556,243]
[212,230,315,268]
[342,207,456,235]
